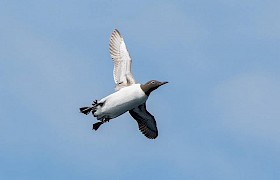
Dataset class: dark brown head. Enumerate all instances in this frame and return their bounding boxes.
[140,80,168,96]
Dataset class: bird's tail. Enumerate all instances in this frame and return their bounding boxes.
[92,122,103,130]
[80,100,101,115]
[80,106,93,115]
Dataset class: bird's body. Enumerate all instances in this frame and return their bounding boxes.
[94,84,147,120]
[80,29,167,139]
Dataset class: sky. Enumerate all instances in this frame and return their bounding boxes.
[1,0,280,179]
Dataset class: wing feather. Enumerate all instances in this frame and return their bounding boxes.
[109,29,135,90]
[129,103,158,139]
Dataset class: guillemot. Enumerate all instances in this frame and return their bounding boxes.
[80,29,168,139]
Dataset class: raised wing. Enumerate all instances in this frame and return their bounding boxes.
[129,103,158,139]
[109,29,136,90]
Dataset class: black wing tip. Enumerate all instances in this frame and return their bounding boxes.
[139,125,158,139]
[109,29,122,47]
[143,131,158,139]
[111,29,122,38]
[114,28,120,33]
[146,135,158,139]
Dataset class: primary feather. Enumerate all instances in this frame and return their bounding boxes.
[109,29,136,90]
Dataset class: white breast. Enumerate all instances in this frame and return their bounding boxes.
[94,84,147,119]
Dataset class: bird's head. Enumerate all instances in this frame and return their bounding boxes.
[141,80,168,96]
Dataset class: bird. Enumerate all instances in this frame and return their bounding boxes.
[80,29,168,139]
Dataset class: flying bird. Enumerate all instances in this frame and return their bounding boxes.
[80,29,168,139]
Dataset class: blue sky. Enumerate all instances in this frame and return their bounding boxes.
[1,0,280,179]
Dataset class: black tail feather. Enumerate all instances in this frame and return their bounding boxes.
[92,122,103,130]
[80,106,92,115]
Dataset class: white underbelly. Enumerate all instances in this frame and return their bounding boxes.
[94,84,147,119]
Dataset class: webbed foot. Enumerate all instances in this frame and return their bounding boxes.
[80,107,92,115]
[92,122,103,130]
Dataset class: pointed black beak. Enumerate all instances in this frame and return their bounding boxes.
[160,81,168,86]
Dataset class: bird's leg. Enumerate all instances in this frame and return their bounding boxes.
[103,118,111,123]
[92,117,110,131]
[92,100,98,106]
[91,100,104,116]
[92,100,104,108]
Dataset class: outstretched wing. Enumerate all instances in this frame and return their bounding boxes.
[129,103,158,139]
[109,29,136,90]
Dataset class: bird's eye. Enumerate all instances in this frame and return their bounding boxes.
[151,81,155,84]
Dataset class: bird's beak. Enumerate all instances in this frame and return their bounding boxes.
[160,81,168,86]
